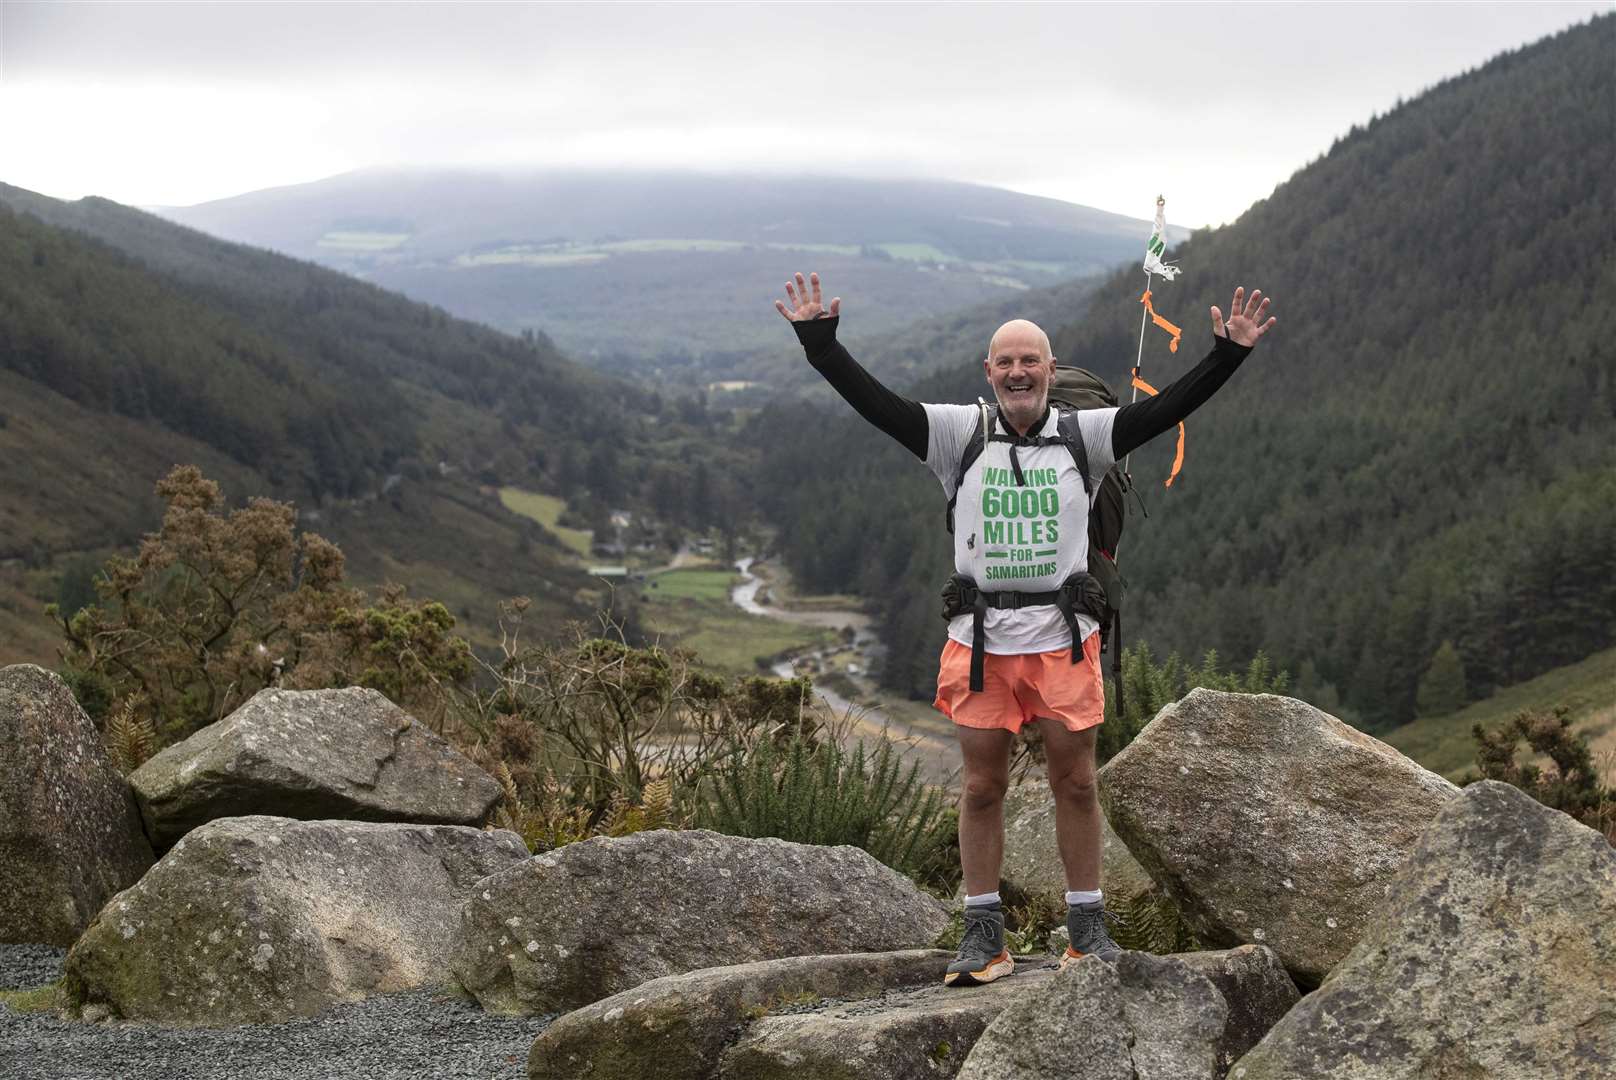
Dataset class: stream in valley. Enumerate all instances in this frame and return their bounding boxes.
[730,558,958,782]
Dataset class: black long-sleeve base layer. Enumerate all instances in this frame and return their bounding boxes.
[791,315,1253,462]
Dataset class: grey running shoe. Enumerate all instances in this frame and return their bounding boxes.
[944,905,1014,987]
[1060,900,1122,969]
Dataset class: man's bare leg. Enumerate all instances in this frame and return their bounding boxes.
[1039,718,1101,891]
[955,726,1013,896]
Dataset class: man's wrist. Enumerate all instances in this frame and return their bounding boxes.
[793,315,840,359]
[1215,333,1255,358]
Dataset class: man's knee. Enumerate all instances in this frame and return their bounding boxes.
[961,771,1009,813]
[1048,762,1097,803]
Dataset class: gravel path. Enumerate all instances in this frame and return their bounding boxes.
[0,946,555,1080]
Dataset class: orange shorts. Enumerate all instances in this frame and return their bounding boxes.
[932,633,1105,734]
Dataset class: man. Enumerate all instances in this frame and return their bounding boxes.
[775,270,1275,986]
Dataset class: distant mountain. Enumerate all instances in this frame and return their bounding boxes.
[157,171,1182,388]
[0,184,712,666]
[752,16,1616,728]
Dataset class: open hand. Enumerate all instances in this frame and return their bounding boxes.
[774,271,841,321]
[1211,286,1276,347]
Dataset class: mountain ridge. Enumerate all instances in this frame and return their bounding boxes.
[155,170,1186,384]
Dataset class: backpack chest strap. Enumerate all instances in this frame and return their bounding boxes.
[988,430,1070,487]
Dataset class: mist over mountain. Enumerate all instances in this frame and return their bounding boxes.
[157,171,1183,388]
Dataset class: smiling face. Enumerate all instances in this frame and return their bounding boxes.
[984,319,1055,433]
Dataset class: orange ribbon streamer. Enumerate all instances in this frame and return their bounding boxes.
[1139,288,1182,353]
[1129,370,1186,488]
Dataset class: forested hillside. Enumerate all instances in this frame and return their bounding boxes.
[752,16,1616,729]
[0,188,733,664]
[158,171,1174,386]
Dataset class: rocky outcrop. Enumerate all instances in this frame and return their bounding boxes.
[0,664,154,945]
[528,950,951,1080]
[719,967,1053,1080]
[960,781,1156,910]
[957,953,1226,1080]
[1230,781,1616,1079]
[64,816,528,1025]
[128,686,501,849]
[1099,689,1458,984]
[454,829,951,1015]
[1176,946,1300,1078]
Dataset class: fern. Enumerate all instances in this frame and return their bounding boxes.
[103,694,155,775]
[1105,890,1202,954]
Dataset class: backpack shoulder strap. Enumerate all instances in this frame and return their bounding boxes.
[952,400,994,494]
[945,400,994,534]
[1056,409,1093,499]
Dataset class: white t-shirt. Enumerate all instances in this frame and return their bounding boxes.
[924,403,1119,655]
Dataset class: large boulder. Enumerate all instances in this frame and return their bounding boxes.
[958,781,1157,910]
[129,686,501,849]
[0,664,154,945]
[718,966,1054,1080]
[63,816,528,1025]
[1099,689,1458,984]
[454,829,951,1014]
[1230,781,1616,1079]
[957,952,1227,1080]
[528,950,951,1080]
[1175,946,1300,1078]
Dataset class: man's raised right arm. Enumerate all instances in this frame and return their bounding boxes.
[777,272,928,460]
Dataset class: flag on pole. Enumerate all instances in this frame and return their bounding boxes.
[1143,195,1180,280]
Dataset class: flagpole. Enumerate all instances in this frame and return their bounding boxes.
[1124,268,1153,478]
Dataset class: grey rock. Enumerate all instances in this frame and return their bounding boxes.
[63,816,528,1025]
[955,781,1157,910]
[958,952,1226,1080]
[129,686,502,849]
[528,949,951,1080]
[719,967,1055,1080]
[454,829,951,1014]
[1230,781,1616,1080]
[1099,689,1458,985]
[0,664,155,945]
[1174,945,1300,1078]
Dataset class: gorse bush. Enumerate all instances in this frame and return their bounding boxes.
[698,724,959,893]
[1471,706,1614,844]
[51,465,473,747]
[459,599,816,824]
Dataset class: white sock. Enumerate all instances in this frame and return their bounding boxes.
[1066,889,1103,907]
[964,891,1002,908]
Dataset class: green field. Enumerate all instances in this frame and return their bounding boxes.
[640,568,835,675]
[316,231,410,251]
[1381,647,1616,781]
[764,242,862,256]
[455,250,609,268]
[644,569,737,601]
[877,242,953,262]
[497,487,593,558]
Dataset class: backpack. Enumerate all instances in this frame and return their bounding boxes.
[944,366,1131,687]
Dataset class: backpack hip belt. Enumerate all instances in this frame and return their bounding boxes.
[941,573,1107,692]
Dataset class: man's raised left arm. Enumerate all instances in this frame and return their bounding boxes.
[1111,286,1276,458]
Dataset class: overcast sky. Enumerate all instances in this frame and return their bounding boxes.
[1,1,1607,227]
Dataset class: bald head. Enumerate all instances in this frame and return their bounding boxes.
[983,318,1056,432]
[988,319,1052,361]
